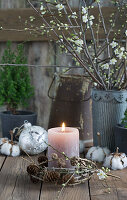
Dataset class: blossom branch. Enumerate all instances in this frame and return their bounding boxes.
[62,33,104,87]
[26,0,127,90]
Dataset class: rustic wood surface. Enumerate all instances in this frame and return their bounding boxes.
[0,156,6,170]
[0,155,127,200]
[0,7,125,42]
[41,182,90,200]
[0,156,41,200]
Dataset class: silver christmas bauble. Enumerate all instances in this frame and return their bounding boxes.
[19,123,48,155]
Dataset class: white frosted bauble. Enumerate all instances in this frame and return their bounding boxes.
[0,140,20,157]
[19,125,48,155]
[24,122,32,129]
[86,146,110,163]
[103,153,127,170]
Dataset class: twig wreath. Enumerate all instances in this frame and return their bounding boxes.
[22,139,120,199]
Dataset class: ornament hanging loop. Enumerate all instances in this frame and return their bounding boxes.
[14,121,31,139]
[116,147,119,154]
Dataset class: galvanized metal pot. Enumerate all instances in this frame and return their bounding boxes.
[115,125,127,154]
[92,89,127,151]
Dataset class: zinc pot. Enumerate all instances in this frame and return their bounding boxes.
[92,89,127,151]
[0,110,37,139]
[115,124,127,154]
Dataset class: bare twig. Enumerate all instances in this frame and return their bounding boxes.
[56,172,75,200]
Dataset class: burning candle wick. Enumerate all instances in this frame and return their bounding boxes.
[61,122,65,132]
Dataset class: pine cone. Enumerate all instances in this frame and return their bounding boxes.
[57,158,66,168]
[70,156,78,166]
[44,171,60,183]
[62,174,75,184]
[27,165,40,175]
[30,175,39,184]
[38,155,48,167]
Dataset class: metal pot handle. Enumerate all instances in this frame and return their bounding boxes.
[48,74,92,102]
[48,74,58,100]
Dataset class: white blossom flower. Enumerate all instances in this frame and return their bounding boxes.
[64,23,69,30]
[82,15,88,23]
[114,48,119,55]
[125,30,127,36]
[29,16,35,22]
[97,169,107,180]
[89,20,93,26]
[56,4,64,11]
[40,5,46,15]
[120,47,125,52]
[110,41,118,48]
[117,52,123,59]
[82,6,87,14]
[86,16,94,28]
[40,5,44,11]
[94,82,97,86]
[76,46,82,53]
[102,63,109,69]
[110,58,117,65]
[75,39,83,46]
[71,12,77,19]
[90,15,95,20]
[59,38,63,42]
[41,11,46,15]
[124,52,127,58]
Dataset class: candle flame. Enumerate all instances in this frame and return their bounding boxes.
[61,122,65,132]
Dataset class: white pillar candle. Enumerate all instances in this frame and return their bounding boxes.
[48,123,79,168]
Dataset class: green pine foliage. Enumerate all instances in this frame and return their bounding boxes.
[0,41,34,114]
[121,109,127,128]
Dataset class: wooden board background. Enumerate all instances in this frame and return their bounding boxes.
[0,7,126,42]
[0,0,54,131]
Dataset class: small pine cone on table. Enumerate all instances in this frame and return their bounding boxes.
[62,174,75,184]
[38,155,48,167]
[27,164,40,176]
[44,171,60,183]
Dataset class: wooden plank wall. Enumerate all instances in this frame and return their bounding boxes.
[0,0,26,8]
[0,0,55,132]
[0,7,125,42]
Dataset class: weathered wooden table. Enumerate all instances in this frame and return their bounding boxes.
[0,155,127,200]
